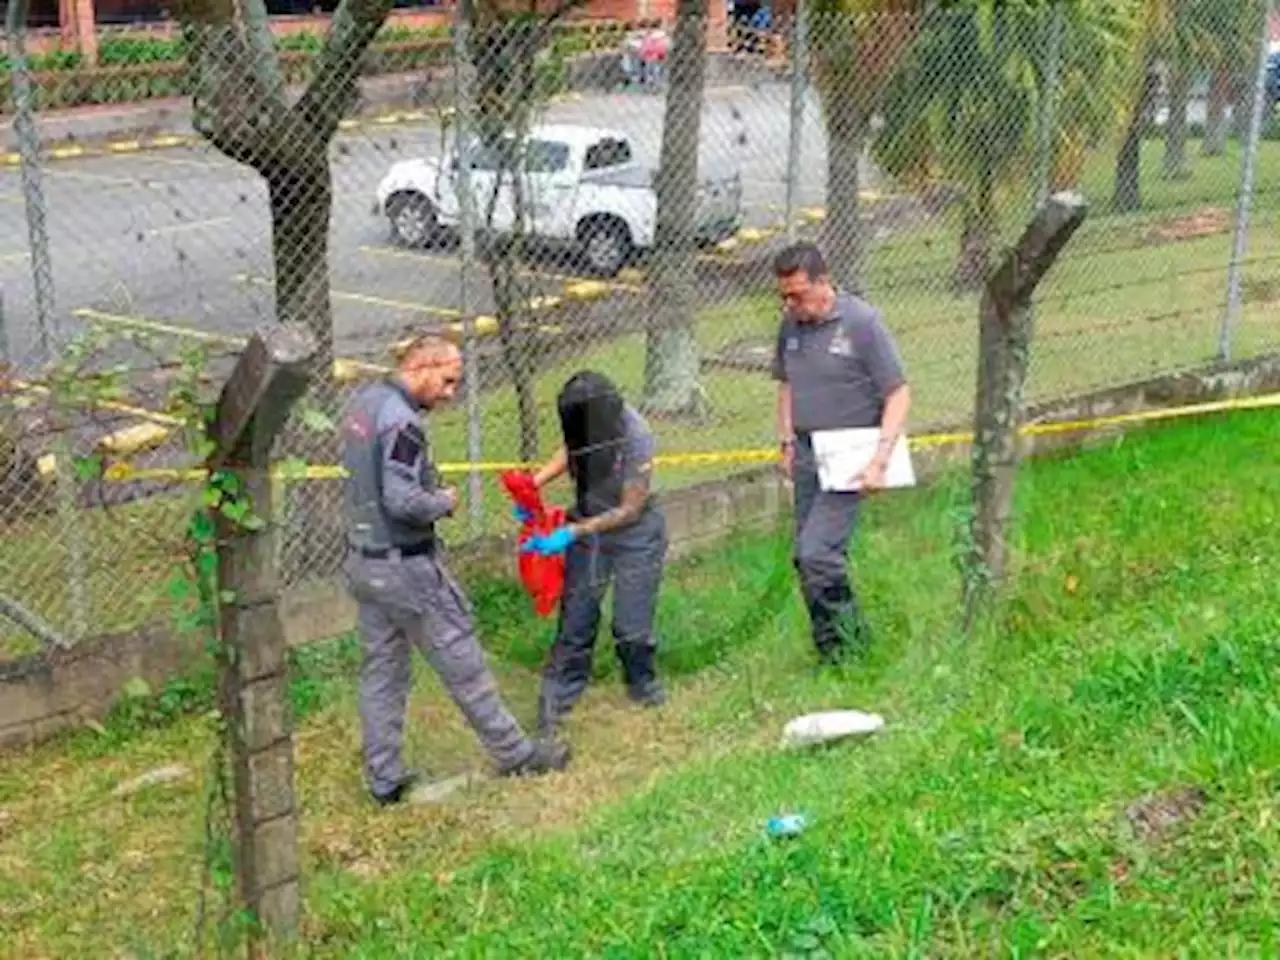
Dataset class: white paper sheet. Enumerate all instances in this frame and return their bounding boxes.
[810,428,916,492]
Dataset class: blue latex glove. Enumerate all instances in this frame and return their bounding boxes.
[523,525,576,556]
[512,505,533,524]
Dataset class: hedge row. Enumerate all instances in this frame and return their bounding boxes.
[0,20,637,112]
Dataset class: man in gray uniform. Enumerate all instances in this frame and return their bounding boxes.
[341,335,569,806]
[771,243,912,663]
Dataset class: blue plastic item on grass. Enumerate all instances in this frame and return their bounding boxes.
[766,814,808,838]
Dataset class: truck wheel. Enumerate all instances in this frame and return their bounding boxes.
[579,219,631,278]
[387,193,439,248]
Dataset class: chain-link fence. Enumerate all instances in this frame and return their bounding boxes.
[1,2,1277,658]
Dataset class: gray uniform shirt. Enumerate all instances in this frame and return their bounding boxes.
[771,292,907,433]
[574,405,657,519]
[341,377,455,550]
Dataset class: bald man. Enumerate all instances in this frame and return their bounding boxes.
[341,336,570,804]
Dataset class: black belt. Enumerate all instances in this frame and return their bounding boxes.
[354,539,435,559]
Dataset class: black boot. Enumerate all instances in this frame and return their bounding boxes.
[499,739,572,778]
[808,582,871,664]
[370,770,421,808]
[617,643,667,708]
[537,643,593,735]
[537,683,567,737]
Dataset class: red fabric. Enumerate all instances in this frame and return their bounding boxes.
[500,470,566,617]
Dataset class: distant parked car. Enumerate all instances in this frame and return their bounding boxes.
[373,123,744,277]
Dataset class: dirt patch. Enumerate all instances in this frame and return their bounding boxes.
[1124,785,1206,843]
[1144,208,1230,246]
[1243,276,1280,306]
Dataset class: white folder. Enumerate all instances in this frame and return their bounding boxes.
[810,428,916,493]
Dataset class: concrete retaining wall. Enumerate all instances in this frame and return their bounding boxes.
[2,354,1277,752]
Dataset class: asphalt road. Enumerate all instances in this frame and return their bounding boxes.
[0,81,834,372]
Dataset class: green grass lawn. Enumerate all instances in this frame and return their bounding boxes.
[2,137,1277,658]
[1,409,1277,956]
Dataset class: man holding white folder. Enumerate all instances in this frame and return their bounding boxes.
[770,243,912,664]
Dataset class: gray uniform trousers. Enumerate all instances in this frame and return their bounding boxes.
[343,549,534,794]
[538,504,668,720]
[792,433,873,656]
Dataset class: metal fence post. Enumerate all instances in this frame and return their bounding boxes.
[783,0,808,240]
[8,0,87,645]
[0,289,9,365]
[1219,0,1273,363]
[453,0,484,534]
[6,0,58,360]
[1034,1,1065,211]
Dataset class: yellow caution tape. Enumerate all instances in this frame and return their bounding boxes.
[11,378,185,427]
[34,391,1280,485]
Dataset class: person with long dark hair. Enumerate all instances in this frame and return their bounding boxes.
[517,370,669,733]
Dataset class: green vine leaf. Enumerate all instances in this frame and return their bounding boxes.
[239,512,267,533]
[73,454,105,481]
[188,511,216,543]
[167,572,194,602]
[195,548,218,580]
[299,407,336,433]
[219,498,248,523]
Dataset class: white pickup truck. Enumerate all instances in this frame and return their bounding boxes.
[373,123,744,277]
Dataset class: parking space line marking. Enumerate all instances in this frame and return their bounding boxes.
[44,169,151,188]
[235,273,463,319]
[145,216,233,237]
[0,193,20,204]
[150,135,199,149]
[356,245,647,294]
[73,307,392,379]
[12,377,183,427]
[0,251,27,264]
[138,153,240,172]
[74,306,244,346]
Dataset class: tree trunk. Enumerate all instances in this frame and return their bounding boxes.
[491,267,540,462]
[179,0,396,581]
[642,0,709,419]
[268,159,336,385]
[965,194,1087,628]
[1161,62,1192,180]
[1113,65,1159,213]
[953,174,995,292]
[821,90,869,295]
[1203,64,1232,156]
[473,21,545,460]
[267,157,344,582]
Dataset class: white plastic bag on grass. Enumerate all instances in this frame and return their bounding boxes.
[781,710,884,749]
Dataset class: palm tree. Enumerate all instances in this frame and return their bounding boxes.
[873,3,1043,290]
[1113,0,1176,211]
[1047,0,1134,192]
[807,0,929,294]
[872,1,1131,290]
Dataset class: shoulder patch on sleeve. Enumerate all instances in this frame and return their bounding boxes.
[389,423,425,466]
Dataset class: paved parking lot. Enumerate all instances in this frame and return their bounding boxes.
[0,81,833,371]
